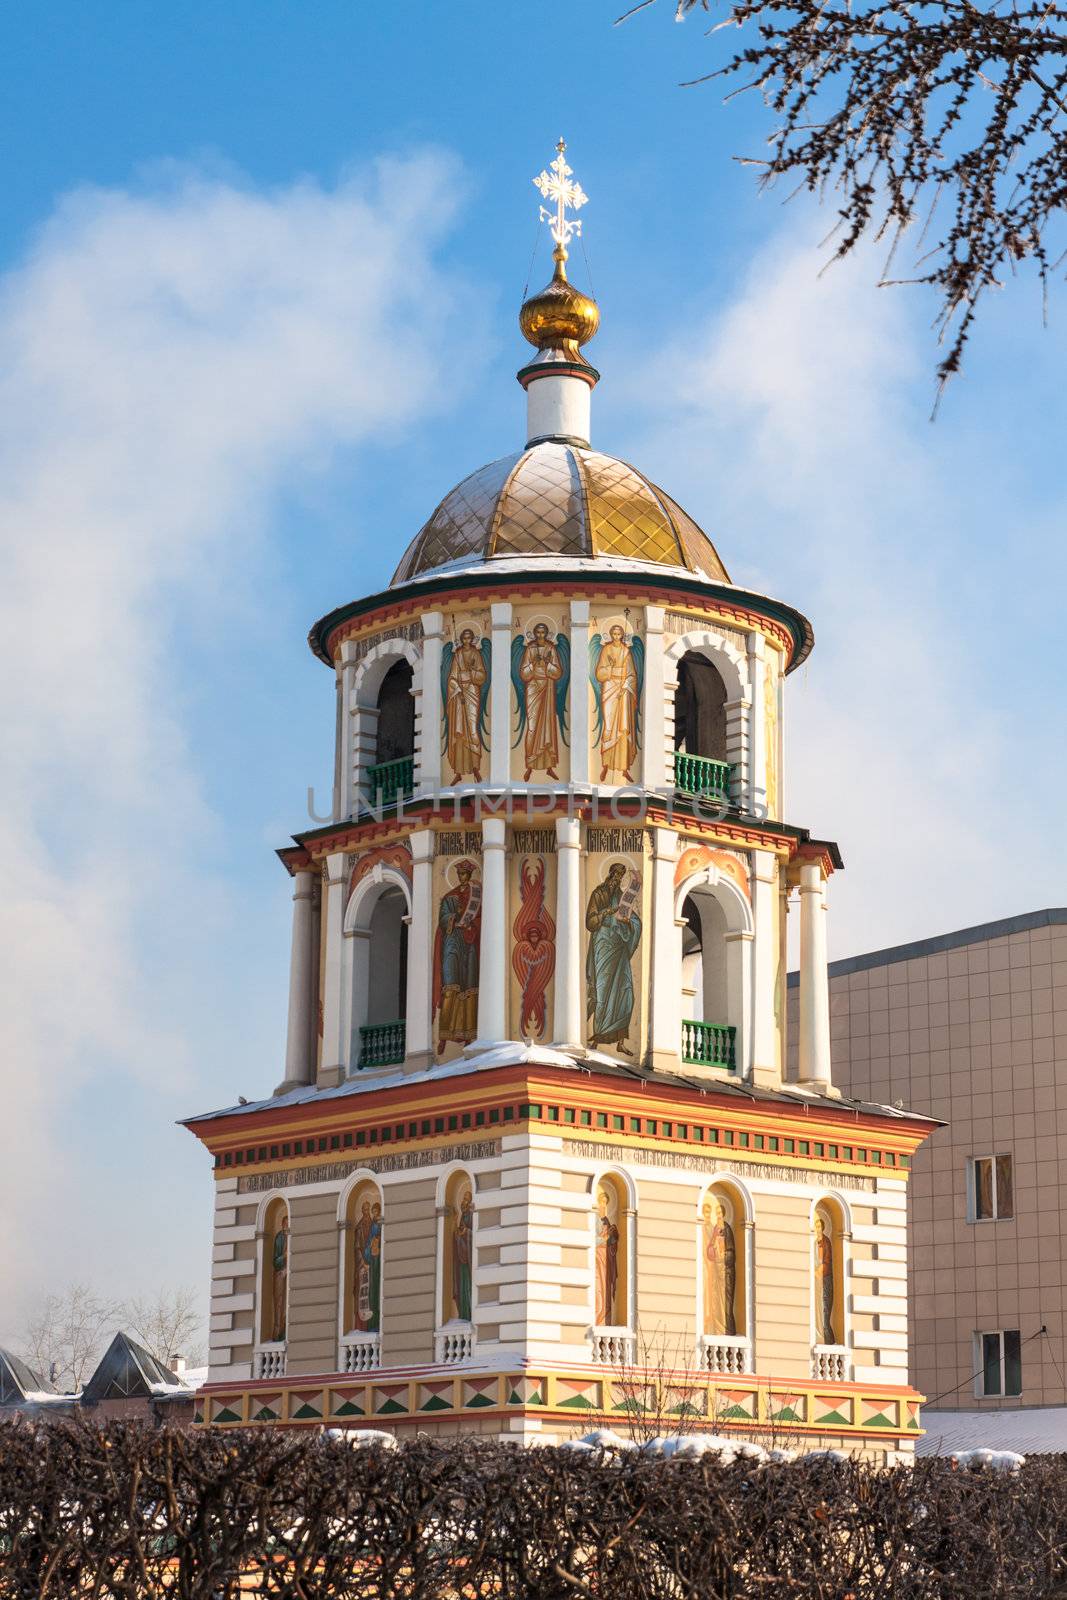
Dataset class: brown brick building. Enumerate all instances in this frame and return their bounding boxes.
[790,908,1067,1447]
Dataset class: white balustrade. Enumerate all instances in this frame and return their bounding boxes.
[253,1343,287,1380]
[340,1334,381,1373]
[811,1344,850,1381]
[698,1333,753,1376]
[435,1326,475,1365]
[590,1328,636,1366]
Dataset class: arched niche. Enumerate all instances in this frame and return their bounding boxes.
[258,1196,290,1345]
[812,1196,850,1351]
[698,1181,748,1340]
[440,1170,476,1325]
[341,1177,384,1336]
[593,1171,631,1330]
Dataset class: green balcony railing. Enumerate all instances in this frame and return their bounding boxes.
[365,755,415,808]
[681,1019,738,1071]
[674,751,733,802]
[358,1020,406,1070]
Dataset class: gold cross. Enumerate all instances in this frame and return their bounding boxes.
[532,138,588,251]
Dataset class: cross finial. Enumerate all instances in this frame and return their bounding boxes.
[532,138,588,254]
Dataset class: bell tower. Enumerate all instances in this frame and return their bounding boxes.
[184,145,934,1460]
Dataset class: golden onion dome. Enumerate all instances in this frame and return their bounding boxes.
[390,440,730,586]
[519,248,600,359]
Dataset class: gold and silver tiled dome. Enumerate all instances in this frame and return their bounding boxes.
[390,441,731,586]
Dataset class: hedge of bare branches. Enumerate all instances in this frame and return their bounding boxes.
[3,1419,1067,1598]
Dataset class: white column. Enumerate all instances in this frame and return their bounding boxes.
[525,371,592,445]
[275,867,317,1094]
[418,612,444,790]
[489,603,513,787]
[338,641,360,819]
[474,816,508,1045]
[797,861,833,1093]
[747,633,767,817]
[750,849,779,1089]
[568,600,590,788]
[318,853,348,1088]
[642,605,666,793]
[649,828,680,1072]
[724,928,753,1077]
[724,691,751,812]
[743,1220,756,1360]
[553,815,583,1048]
[405,829,434,1072]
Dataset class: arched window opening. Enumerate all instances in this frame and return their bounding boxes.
[353,883,409,1072]
[340,1179,383,1372]
[436,1171,475,1365]
[680,891,736,1072]
[590,1172,633,1368]
[368,660,415,807]
[673,653,731,803]
[255,1198,289,1378]
[811,1199,850,1380]
[698,1183,752,1375]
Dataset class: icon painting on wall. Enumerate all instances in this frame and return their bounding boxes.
[702,1193,737,1337]
[353,1193,383,1334]
[441,627,491,783]
[585,861,642,1054]
[595,1180,621,1325]
[590,622,644,782]
[512,856,556,1039]
[510,620,570,779]
[433,859,482,1054]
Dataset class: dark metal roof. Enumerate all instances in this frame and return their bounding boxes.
[81,1333,182,1404]
[0,1347,54,1404]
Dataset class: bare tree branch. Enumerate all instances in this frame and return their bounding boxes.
[623,0,1067,390]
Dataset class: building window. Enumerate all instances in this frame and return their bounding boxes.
[969,1155,1013,1221]
[977,1329,1022,1397]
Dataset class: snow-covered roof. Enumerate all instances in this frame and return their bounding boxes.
[918,1407,1067,1457]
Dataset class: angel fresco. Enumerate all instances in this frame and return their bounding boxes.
[442,628,491,783]
[585,862,642,1054]
[510,623,570,779]
[512,857,556,1039]
[590,624,644,782]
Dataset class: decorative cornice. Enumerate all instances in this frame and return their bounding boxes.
[307,571,812,675]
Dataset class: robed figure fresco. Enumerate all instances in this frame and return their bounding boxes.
[590,624,644,782]
[814,1212,836,1344]
[595,1185,621,1325]
[702,1197,737,1337]
[511,623,570,779]
[451,1189,474,1320]
[585,862,642,1053]
[353,1199,382,1333]
[270,1217,289,1342]
[433,860,481,1053]
[442,629,491,783]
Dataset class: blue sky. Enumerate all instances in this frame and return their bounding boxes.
[1,1,1062,1342]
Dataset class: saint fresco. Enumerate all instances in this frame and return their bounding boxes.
[595,1182,621,1325]
[270,1214,289,1343]
[433,860,481,1053]
[450,1187,474,1321]
[511,621,570,779]
[585,861,642,1053]
[814,1209,836,1344]
[702,1195,737,1337]
[442,627,491,783]
[353,1195,383,1334]
[590,623,644,782]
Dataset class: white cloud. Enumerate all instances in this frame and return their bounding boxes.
[621,225,1064,960]
[0,154,483,1334]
